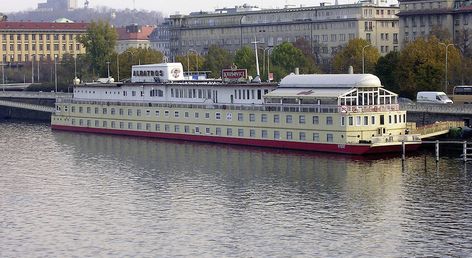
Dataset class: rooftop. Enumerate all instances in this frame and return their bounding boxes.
[0,21,88,31]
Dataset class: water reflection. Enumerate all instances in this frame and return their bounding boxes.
[1,122,471,257]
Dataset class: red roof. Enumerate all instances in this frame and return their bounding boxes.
[116,25,154,41]
[0,21,89,31]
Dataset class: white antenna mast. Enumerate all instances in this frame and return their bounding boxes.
[252,37,261,82]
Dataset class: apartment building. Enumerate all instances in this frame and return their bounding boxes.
[0,21,88,63]
[149,21,171,58]
[167,2,400,64]
[397,0,472,48]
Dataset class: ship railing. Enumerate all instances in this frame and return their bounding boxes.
[56,99,401,114]
[369,134,421,144]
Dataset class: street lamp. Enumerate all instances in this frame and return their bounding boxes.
[439,42,454,93]
[106,61,111,78]
[188,49,199,79]
[54,54,58,93]
[264,47,273,82]
[362,44,371,74]
[31,55,34,84]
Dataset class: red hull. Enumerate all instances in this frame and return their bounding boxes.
[51,124,420,155]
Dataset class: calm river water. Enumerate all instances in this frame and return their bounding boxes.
[1,121,472,257]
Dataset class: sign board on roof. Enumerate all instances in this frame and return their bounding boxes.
[222,69,247,82]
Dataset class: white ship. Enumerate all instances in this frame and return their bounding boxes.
[51,62,421,154]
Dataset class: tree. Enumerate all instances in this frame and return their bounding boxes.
[78,20,118,78]
[175,52,205,76]
[113,47,165,80]
[396,36,461,96]
[203,45,233,78]
[270,42,317,79]
[331,38,380,74]
[374,51,400,94]
[233,46,256,75]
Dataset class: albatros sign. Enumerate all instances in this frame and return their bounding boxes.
[222,69,247,82]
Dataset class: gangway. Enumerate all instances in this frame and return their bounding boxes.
[0,99,55,113]
[407,121,464,139]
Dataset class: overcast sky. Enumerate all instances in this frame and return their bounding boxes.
[4,0,398,16]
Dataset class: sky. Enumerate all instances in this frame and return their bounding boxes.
[3,0,398,16]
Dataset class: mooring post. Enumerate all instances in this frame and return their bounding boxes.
[464,141,468,162]
[402,140,406,161]
[435,140,440,162]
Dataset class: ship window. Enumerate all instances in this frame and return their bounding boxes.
[299,115,305,124]
[226,113,232,120]
[235,90,237,99]
[155,110,160,116]
[380,115,385,125]
[208,89,212,99]
[102,108,107,114]
[274,131,280,139]
[216,113,221,120]
[238,129,244,137]
[195,112,199,118]
[87,107,91,113]
[171,89,174,97]
[261,114,268,122]
[327,133,334,142]
[227,128,233,136]
[119,109,124,115]
[299,132,306,141]
[250,129,256,137]
[111,121,116,128]
[132,91,136,97]
[286,115,293,124]
[286,131,293,140]
[102,121,107,127]
[175,111,179,117]
[249,114,255,122]
[195,127,200,133]
[403,114,406,123]
[356,116,361,126]
[128,122,133,129]
[371,116,375,125]
[239,90,242,99]
[394,115,398,124]
[165,110,169,116]
[79,119,83,126]
[111,108,115,115]
[175,125,180,132]
[146,123,151,131]
[237,113,243,121]
[364,116,368,125]
[120,122,124,129]
[205,113,210,119]
[312,116,319,124]
[155,124,160,131]
[95,107,98,114]
[185,112,189,118]
[216,127,221,135]
[71,119,75,125]
[251,90,255,99]
[95,120,99,127]
[262,130,268,139]
[313,133,320,142]
[389,115,392,124]
[185,126,190,133]
[349,116,354,126]
[206,128,210,134]
[341,117,345,126]
[71,106,76,113]
[257,90,262,99]
[165,125,170,132]
[79,107,83,113]
[327,116,333,125]
[274,114,280,123]
[137,123,142,130]
[247,90,250,99]
[137,110,141,116]
[198,89,203,98]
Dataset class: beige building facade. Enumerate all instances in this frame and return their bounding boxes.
[168,2,400,64]
[0,21,88,63]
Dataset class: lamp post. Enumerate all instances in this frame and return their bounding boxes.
[362,44,371,74]
[31,55,34,84]
[54,54,57,93]
[439,42,454,93]
[106,61,111,78]
[188,49,199,79]
[116,54,120,81]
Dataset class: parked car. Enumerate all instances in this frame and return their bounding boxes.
[398,97,415,105]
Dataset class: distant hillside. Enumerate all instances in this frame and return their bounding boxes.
[7,7,163,26]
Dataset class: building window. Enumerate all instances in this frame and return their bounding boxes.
[286,115,292,124]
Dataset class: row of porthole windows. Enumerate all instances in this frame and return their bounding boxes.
[70,118,335,142]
